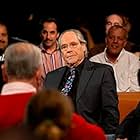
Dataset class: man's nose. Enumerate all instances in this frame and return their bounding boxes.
[113,37,118,43]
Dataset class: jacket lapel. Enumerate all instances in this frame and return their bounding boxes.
[47,67,67,89]
[55,67,67,88]
[76,60,95,102]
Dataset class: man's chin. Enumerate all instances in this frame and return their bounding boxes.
[66,61,74,67]
[0,49,5,54]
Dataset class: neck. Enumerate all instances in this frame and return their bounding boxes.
[43,43,57,54]
[106,50,119,63]
[8,77,36,89]
[67,58,85,68]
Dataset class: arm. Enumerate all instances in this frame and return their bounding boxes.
[129,57,140,91]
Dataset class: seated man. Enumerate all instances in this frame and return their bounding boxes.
[0,42,42,130]
[90,25,140,92]
[44,29,119,137]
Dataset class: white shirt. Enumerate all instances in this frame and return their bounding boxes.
[1,82,36,95]
[90,48,140,92]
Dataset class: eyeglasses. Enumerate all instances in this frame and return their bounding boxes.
[60,42,80,51]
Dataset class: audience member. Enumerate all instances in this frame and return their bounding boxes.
[0,42,42,129]
[39,17,65,81]
[1,42,43,94]
[90,13,135,56]
[44,29,119,137]
[90,25,140,92]
[26,88,73,140]
[0,21,9,91]
[105,13,131,34]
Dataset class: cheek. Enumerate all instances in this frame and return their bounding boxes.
[77,49,85,59]
[41,34,46,39]
[107,39,113,44]
[61,51,66,57]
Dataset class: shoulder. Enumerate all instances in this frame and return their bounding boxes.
[125,51,139,59]
[47,66,67,75]
[87,59,113,70]
[90,52,104,59]
[89,52,105,63]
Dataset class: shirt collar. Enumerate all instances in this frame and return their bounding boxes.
[104,48,126,64]
[1,82,36,95]
[39,42,60,53]
[76,58,85,72]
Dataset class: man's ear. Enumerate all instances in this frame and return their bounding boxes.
[1,64,8,82]
[35,66,43,90]
[123,40,128,48]
[81,43,88,56]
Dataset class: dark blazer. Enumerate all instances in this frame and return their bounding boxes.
[44,59,119,134]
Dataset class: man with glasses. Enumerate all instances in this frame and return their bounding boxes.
[44,29,119,138]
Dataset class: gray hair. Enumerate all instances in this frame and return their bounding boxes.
[4,42,42,79]
[107,25,128,39]
[58,29,88,57]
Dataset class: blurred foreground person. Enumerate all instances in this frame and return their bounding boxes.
[0,42,42,130]
[0,88,105,140]
[25,88,106,140]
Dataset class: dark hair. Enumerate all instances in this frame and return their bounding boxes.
[39,17,60,32]
[107,25,128,39]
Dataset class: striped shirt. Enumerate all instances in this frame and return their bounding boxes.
[39,43,65,80]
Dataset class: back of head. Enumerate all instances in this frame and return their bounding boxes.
[25,88,74,140]
[4,42,42,80]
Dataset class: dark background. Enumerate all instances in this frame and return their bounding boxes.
[0,1,140,45]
